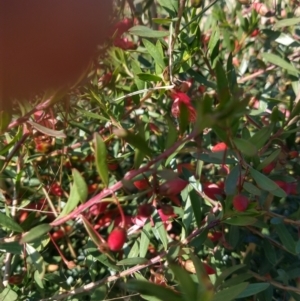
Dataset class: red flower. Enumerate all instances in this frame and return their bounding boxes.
[113,18,133,38]
[170,92,196,122]
[159,178,188,196]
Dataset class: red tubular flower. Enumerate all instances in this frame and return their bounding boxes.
[170,91,196,122]
[159,178,188,196]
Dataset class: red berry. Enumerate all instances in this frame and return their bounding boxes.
[107,227,127,251]
[233,195,249,212]
[159,178,188,196]
[262,162,275,174]
[134,179,149,191]
[212,142,227,152]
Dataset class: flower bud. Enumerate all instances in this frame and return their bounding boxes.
[107,227,127,251]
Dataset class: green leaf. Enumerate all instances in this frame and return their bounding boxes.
[274,223,296,254]
[0,288,18,301]
[248,126,272,150]
[94,133,109,187]
[72,168,88,203]
[189,189,202,228]
[215,61,230,105]
[154,220,168,250]
[81,215,105,250]
[223,216,257,226]
[236,283,270,298]
[140,222,151,258]
[233,138,257,157]
[26,244,45,282]
[263,240,277,265]
[249,168,287,197]
[273,17,300,29]
[56,169,87,219]
[165,116,178,149]
[114,129,152,157]
[143,39,165,69]
[0,212,23,233]
[21,224,51,244]
[27,120,66,138]
[243,181,262,196]
[117,257,148,266]
[262,53,299,74]
[213,282,249,301]
[129,26,169,38]
[124,280,182,301]
[256,149,281,170]
[225,165,240,196]
[168,262,198,301]
[0,242,22,255]
[215,264,246,288]
[137,73,162,82]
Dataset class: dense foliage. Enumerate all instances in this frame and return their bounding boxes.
[1,0,300,300]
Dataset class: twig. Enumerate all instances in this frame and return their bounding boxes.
[249,270,300,294]
[237,66,276,84]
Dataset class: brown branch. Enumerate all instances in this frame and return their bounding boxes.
[249,271,300,294]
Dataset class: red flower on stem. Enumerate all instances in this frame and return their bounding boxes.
[170,91,196,122]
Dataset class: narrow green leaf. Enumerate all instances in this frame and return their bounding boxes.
[225,165,240,196]
[56,169,87,219]
[213,282,249,301]
[215,264,246,287]
[140,222,151,258]
[129,26,169,38]
[223,216,257,226]
[262,53,299,74]
[124,280,182,301]
[248,126,272,150]
[256,149,281,170]
[137,73,162,82]
[114,129,152,157]
[275,223,296,254]
[27,120,66,138]
[81,215,105,250]
[243,181,262,196]
[273,17,300,29]
[94,133,109,187]
[263,240,277,265]
[233,138,257,157]
[215,61,230,105]
[143,39,165,69]
[20,224,51,244]
[168,263,198,301]
[117,257,148,266]
[189,189,202,228]
[26,244,45,280]
[249,168,287,197]
[0,212,23,233]
[165,117,178,149]
[72,169,88,203]
[0,288,18,301]
[236,283,270,298]
[154,221,168,250]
